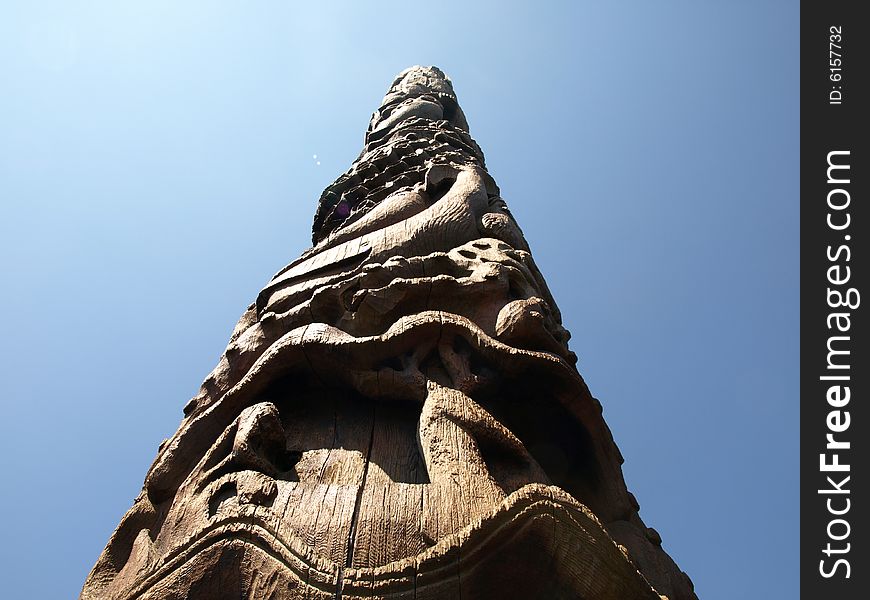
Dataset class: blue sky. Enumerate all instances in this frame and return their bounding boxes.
[0,2,798,598]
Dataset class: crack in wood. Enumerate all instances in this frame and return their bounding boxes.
[336,402,377,599]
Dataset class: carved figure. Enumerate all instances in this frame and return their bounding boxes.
[83,66,696,600]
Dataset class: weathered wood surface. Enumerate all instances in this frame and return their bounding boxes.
[83,66,695,600]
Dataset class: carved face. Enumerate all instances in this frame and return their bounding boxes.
[82,67,694,600]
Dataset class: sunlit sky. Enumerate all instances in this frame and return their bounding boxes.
[0,2,798,598]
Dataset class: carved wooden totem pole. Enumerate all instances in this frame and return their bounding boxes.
[83,67,696,600]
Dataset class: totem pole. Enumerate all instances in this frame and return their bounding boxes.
[83,66,696,600]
